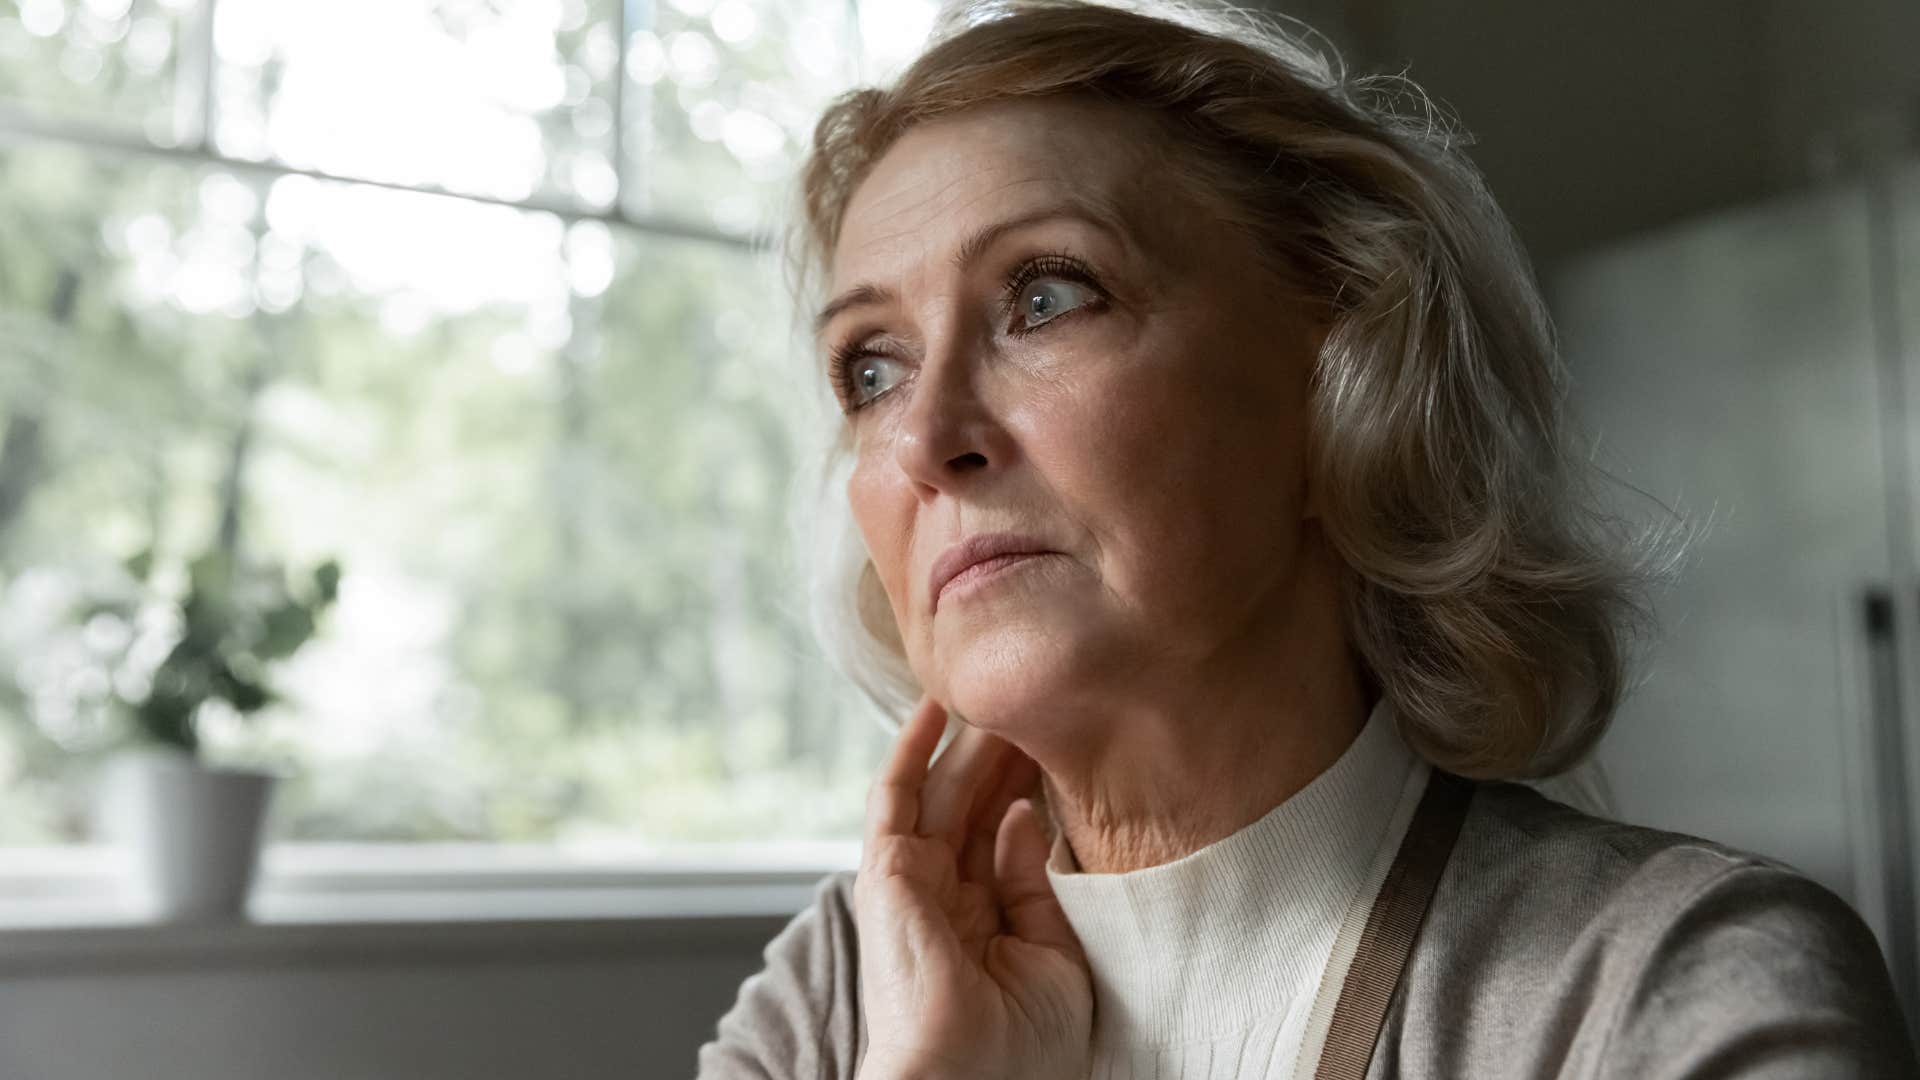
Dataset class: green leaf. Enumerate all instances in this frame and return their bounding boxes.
[211,661,273,714]
[187,550,234,598]
[134,692,199,754]
[224,678,273,714]
[312,559,342,606]
[171,595,228,658]
[257,603,316,660]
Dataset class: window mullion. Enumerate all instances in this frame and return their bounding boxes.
[848,0,865,82]
[167,0,219,151]
[612,0,630,218]
[0,104,757,253]
[198,0,220,150]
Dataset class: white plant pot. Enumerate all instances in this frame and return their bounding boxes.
[97,749,277,923]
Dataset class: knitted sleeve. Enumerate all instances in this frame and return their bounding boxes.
[1593,860,1916,1078]
[695,870,865,1080]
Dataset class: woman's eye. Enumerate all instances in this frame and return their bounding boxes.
[844,354,908,408]
[1019,279,1096,330]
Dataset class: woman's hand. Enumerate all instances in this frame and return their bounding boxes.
[853,698,1093,1080]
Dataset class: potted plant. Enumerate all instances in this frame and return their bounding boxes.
[92,548,340,922]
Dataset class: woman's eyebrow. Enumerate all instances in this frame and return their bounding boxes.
[814,283,894,335]
[946,201,1129,270]
[814,200,1130,335]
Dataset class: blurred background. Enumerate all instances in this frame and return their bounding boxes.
[0,0,1916,1076]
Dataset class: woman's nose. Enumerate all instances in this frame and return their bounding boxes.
[893,349,1003,498]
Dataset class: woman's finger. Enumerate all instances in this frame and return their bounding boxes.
[962,750,1041,887]
[915,718,1011,852]
[995,798,1085,961]
[864,698,947,852]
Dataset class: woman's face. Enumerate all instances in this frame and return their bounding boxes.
[821,97,1327,732]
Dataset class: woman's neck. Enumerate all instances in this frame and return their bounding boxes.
[975,529,1372,874]
[1036,662,1372,874]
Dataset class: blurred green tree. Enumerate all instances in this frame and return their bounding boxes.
[0,0,889,847]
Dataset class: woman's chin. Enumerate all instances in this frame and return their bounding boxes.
[928,619,1117,736]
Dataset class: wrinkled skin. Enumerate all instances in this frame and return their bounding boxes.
[852,699,1089,1079]
[824,97,1364,1077]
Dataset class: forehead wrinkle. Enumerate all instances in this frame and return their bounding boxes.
[827,103,1176,332]
[823,176,1051,334]
[839,173,1133,295]
[817,171,965,338]
[948,190,1134,274]
[847,173,1048,266]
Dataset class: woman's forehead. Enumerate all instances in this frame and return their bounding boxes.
[828,100,1165,289]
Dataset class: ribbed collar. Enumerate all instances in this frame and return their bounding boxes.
[1044,699,1417,1046]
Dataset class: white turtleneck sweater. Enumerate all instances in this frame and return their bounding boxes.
[1043,701,1427,1079]
[699,693,1917,1078]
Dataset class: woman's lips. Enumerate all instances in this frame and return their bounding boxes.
[937,552,1049,606]
[928,534,1057,613]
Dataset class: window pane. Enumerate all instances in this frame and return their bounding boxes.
[0,141,250,840]
[0,142,889,845]
[211,0,622,209]
[621,0,856,234]
[0,0,196,141]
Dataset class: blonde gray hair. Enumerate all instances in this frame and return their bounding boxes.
[791,0,1664,781]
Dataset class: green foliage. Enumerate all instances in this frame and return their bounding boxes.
[0,0,890,846]
[118,551,341,754]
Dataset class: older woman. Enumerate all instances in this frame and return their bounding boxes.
[698,3,1915,1078]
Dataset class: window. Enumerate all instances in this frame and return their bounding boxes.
[0,0,941,857]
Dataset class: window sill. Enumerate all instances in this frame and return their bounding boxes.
[0,842,857,970]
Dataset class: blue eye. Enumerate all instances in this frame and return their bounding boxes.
[840,352,908,409]
[1020,279,1095,329]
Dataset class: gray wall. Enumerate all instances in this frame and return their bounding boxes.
[1317,0,1920,266]
[0,917,781,1080]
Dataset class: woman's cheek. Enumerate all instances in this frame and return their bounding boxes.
[847,455,911,608]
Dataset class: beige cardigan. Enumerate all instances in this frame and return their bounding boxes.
[696,781,1916,1078]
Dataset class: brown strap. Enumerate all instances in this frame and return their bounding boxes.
[1314,769,1473,1080]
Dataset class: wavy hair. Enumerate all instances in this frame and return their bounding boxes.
[789,0,1669,781]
